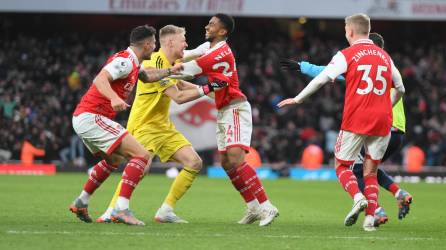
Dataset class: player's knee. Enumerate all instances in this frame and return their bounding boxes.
[187,157,203,171]
[105,154,125,167]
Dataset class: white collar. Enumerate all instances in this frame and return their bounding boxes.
[207,40,227,54]
[352,38,374,45]
[126,47,140,66]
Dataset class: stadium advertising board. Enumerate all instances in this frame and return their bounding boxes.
[1,0,446,20]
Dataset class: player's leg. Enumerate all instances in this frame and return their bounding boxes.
[351,149,366,192]
[221,102,278,226]
[361,133,391,231]
[69,113,125,223]
[352,149,388,226]
[334,130,367,226]
[377,131,413,219]
[222,147,278,226]
[155,144,202,223]
[110,133,153,226]
[377,131,402,192]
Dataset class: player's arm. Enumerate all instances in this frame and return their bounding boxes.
[96,57,132,111]
[138,63,183,83]
[281,59,345,81]
[181,42,210,62]
[390,61,405,107]
[177,80,200,90]
[278,52,347,108]
[164,78,227,104]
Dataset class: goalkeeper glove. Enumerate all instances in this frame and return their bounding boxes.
[280,58,301,72]
[198,79,228,96]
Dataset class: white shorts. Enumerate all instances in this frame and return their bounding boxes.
[216,101,252,153]
[72,112,128,155]
[334,130,390,165]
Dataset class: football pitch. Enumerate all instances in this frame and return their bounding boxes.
[0,173,444,250]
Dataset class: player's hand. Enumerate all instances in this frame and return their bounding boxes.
[170,63,184,74]
[280,58,301,72]
[207,78,228,91]
[277,98,301,108]
[200,79,228,96]
[111,97,130,111]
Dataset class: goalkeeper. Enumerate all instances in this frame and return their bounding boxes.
[281,32,412,227]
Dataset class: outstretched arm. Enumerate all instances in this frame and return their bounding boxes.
[182,42,210,62]
[278,52,347,108]
[138,63,183,83]
[300,61,345,81]
[164,78,227,104]
[281,58,345,81]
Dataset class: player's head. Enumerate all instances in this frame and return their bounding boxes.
[344,13,370,44]
[159,25,188,59]
[369,32,384,49]
[130,25,157,60]
[205,13,235,42]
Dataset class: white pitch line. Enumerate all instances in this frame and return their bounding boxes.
[5,230,435,241]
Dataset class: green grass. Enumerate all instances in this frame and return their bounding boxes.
[0,173,445,250]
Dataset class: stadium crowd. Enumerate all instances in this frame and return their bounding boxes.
[1,21,445,167]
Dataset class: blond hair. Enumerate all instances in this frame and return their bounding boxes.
[345,13,370,36]
[159,24,186,39]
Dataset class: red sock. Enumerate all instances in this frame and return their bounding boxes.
[226,165,256,203]
[387,183,400,196]
[119,157,148,199]
[336,165,361,198]
[83,160,117,194]
[364,174,379,216]
[238,162,268,203]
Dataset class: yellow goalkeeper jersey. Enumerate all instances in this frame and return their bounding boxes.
[127,49,178,134]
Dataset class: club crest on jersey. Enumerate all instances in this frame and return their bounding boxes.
[160,78,170,87]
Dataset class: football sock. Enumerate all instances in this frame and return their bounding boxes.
[238,162,269,203]
[116,197,129,211]
[387,183,400,196]
[336,164,361,198]
[377,168,396,190]
[164,166,199,207]
[83,160,117,197]
[364,173,379,216]
[352,163,365,192]
[78,191,90,204]
[260,200,273,209]
[226,165,256,203]
[247,199,260,210]
[119,157,147,200]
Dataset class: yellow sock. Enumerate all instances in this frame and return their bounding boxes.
[107,180,122,209]
[164,166,199,207]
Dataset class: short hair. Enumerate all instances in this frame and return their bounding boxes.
[345,13,370,36]
[159,25,186,39]
[130,25,156,45]
[214,13,235,37]
[369,32,384,49]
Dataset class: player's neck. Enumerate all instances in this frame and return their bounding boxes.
[161,47,178,66]
[350,35,369,45]
[210,37,226,48]
[129,46,144,64]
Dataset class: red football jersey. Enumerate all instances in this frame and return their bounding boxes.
[335,39,394,136]
[195,41,246,109]
[74,49,139,119]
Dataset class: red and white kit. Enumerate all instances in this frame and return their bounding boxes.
[182,41,252,153]
[73,48,140,155]
[324,39,404,164]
